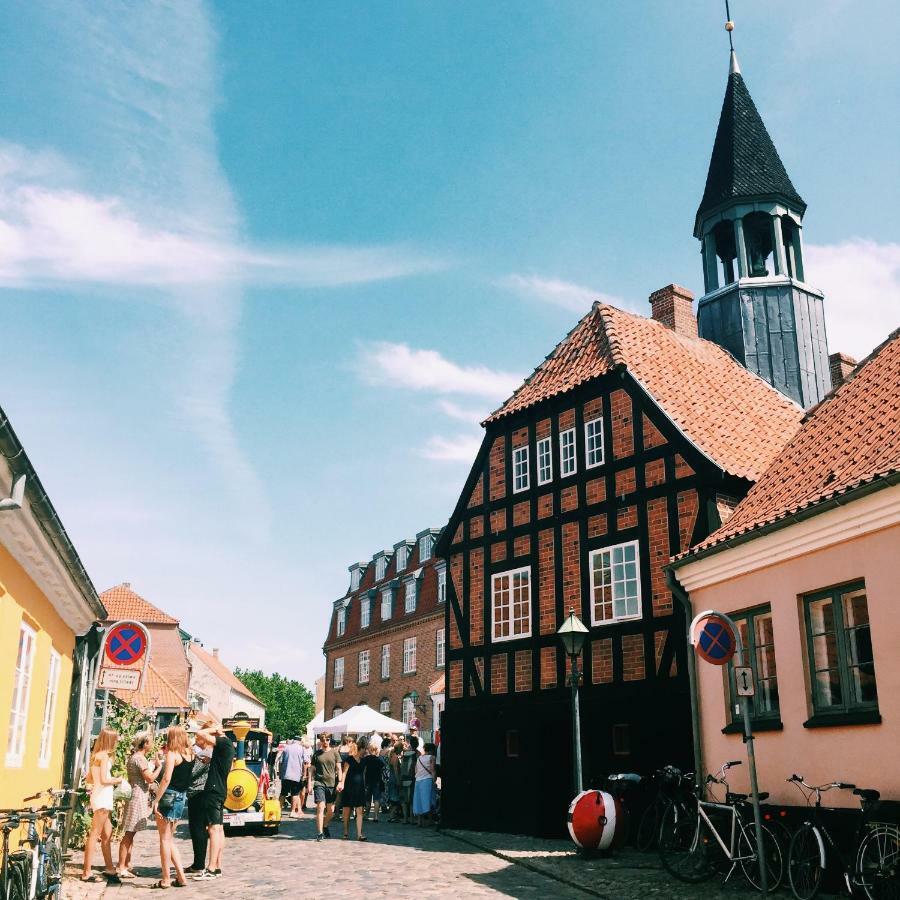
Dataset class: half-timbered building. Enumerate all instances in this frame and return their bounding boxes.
[435,287,805,835]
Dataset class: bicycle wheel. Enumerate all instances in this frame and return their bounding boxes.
[41,832,63,897]
[658,802,715,883]
[6,861,28,900]
[857,824,900,900]
[787,824,825,900]
[739,822,784,892]
[636,801,661,852]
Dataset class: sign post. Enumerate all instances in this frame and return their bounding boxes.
[690,610,768,895]
[100,620,151,693]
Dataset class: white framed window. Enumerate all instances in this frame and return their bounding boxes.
[333,657,344,689]
[437,567,447,604]
[537,437,553,484]
[397,546,408,572]
[380,698,391,714]
[358,650,370,684]
[585,417,605,468]
[332,706,343,718]
[336,607,346,636]
[492,567,532,643]
[402,694,415,725]
[376,556,387,581]
[590,540,642,624]
[381,644,390,679]
[6,622,37,766]
[351,567,362,591]
[381,588,392,621]
[513,445,530,493]
[361,597,370,629]
[405,579,417,614]
[419,535,432,561]
[560,428,577,477]
[38,650,61,768]
[436,628,446,668]
[403,637,417,673]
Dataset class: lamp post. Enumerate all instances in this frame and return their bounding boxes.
[557,607,589,795]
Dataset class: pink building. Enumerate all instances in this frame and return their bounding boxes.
[671,328,900,807]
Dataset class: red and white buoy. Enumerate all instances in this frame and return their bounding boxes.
[567,789,625,851]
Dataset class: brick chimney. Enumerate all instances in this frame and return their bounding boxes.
[649,284,697,337]
[829,352,856,390]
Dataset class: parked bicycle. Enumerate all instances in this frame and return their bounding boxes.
[786,774,900,900]
[635,765,695,852]
[1,813,27,900]
[658,759,783,892]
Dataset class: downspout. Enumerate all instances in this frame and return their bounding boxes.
[666,568,704,793]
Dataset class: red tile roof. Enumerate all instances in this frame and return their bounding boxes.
[188,642,263,705]
[114,663,189,711]
[100,583,179,625]
[685,327,900,555]
[486,302,803,481]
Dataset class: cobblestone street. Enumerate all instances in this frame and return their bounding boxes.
[63,815,767,899]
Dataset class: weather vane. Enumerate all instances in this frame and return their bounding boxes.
[725,0,735,51]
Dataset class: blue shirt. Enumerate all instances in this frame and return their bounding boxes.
[279,743,307,782]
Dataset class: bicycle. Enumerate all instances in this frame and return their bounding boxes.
[14,789,75,900]
[635,766,695,852]
[0,813,27,900]
[786,774,900,900]
[658,759,784,892]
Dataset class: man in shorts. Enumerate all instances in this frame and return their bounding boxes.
[311,733,342,842]
[278,738,306,818]
[194,717,235,879]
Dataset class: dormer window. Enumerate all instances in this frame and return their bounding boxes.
[396,545,408,572]
[419,535,432,561]
[336,607,346,637]
[404,578,417,614]
[350,565,362,591]
[437,566,447,604]
[376,556,387,581]
[381,587,392,621]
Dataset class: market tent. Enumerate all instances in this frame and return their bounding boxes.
[305,709,325,744]
[313,704,408,735]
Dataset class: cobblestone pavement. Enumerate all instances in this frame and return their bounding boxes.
[62,817,771,899]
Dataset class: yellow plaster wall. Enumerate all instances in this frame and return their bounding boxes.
[0,543,76,810]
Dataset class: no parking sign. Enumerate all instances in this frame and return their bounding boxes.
[99,620,151,691]
[694,614,736,666]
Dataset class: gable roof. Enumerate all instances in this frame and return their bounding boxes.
[114,663,189,711]
[683,327,900,557]
[188,642,263,706]
[696,53,805,226]
[100,582,179,625]
[485,301,803,481]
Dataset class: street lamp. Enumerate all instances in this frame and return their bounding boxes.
[557,607,589,794]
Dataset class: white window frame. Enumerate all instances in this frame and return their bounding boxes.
[6,622,37,767]
[332,706,343,718]
[537,436,553,485]
[419,535,432,561]
[351,567,361,591]
[437,567,447,604]
[396,545,408,572]
[585,417,605,468]
[379,698,391,714]
[38,649,62,768]
[403,637,417,674]
[336,607,346,636]
[381,644,390,679]
[333,657,344,689]
[360,597,371,629]
[381,589,392,622]
[358,650,370,684]
[560,428,577,477]
[404,579,417,614]
[589,540,642,625]
[491,566,532,643]
[436,628,446,668]
[376,556,386,581]
[513,445,530,493]
[402,695,415,726]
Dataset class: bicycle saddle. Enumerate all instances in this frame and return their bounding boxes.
[609,773,641,784]
[727,791,769,803]
[854,788,880,802]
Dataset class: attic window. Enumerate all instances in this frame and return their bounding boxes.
[350,568,361,591]
[376,556,387,581]
[336,607,346,637]
[419,535,433,561]
[396,545,408,572]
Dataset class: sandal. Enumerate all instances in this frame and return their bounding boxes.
[151,881,172,889]
[358,835,368,841]
[80,875,104,883]
[342,833,349,839]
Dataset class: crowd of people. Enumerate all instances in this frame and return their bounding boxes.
[80,714,235,888]
[272,728,440,842]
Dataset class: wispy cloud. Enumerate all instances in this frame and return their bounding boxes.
[356,341,521,399]
[497,273,623,313]
[418,434,484,462]
[806,239,900,359]
[436,399,490,424]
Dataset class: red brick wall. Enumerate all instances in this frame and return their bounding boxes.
[588,514,607,538]
[674,454,694,478]
[449,660,463,699]
[450,554,464,649]
[647,497,672,617]
[490,509,506,535]
[642,414,666,448]
[468,473,484,508]
[615,467,636,497]
[562,521,580,614]
[491,654,508,694]
[470,515,484,539]
[491,541,506,563]
[540,646,557,688]
[538,528,556,635]
[513,534,531,558]
[536,417,551,440]
[617,505,637,530]
[489,435,506,501]
[621,634,646,682]
[470,547,485,646]
[677,489,699,553]
[586,477,606,504]
[591,638,613,684]
[538,493,554,518]
[645,458,665,487]
[610,389,634,458]
[560,485,578,512]
[515,650,531,692]
[513,501,530,526]
[511,426,528,449]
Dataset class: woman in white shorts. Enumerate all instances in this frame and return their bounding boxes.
[81,727,123,883]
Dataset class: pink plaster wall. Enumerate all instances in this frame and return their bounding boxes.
[689,522,900,807]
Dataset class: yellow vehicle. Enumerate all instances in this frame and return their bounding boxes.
[222,716,281,834]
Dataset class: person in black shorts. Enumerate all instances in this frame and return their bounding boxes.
[193,718,234,879]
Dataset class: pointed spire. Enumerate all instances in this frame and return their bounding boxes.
[695,57,805,231]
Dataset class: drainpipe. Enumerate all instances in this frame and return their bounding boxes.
[666,568,704,794]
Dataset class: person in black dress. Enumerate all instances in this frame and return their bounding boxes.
[338,741,367,841]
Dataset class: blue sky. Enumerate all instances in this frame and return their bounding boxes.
[1,1,897,691]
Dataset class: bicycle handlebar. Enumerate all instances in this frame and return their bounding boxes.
[726,760,742,768]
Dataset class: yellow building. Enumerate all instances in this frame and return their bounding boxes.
[0,406,105,811]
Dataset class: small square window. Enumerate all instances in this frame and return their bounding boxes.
[560,428,577,477]
[513,445,530,493]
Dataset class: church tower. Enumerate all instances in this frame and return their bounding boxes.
[695,48,830,408]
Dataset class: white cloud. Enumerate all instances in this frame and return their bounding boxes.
[436,399,490,424]
[357,341,521,400]
[497,273,623,313]
[419,434,483,462]
[806,240,900,360]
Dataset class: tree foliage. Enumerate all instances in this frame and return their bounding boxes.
[233,669,315,742]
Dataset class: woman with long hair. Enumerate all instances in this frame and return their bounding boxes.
[338,741,367,841]
[153,726,194,888]
[116,731,162,878]
[81,727,123,883]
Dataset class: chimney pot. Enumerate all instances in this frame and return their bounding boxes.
[649,284,697,337]
[212,648,219,659]
[829,352,857,390]
[122,582,131,589]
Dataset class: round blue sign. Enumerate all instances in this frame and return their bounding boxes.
[696,616,736,666]
[105,623,147,665]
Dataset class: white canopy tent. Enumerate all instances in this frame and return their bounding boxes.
[313,704,408,736]
[304,709,325,744]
